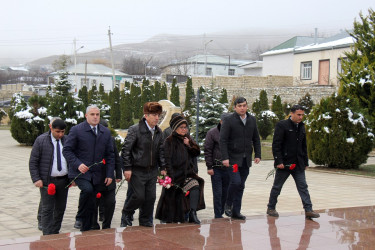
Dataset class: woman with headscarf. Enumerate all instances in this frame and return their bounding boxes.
[155,115,205,224]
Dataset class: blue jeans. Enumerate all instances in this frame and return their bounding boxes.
[227,158,249,216]
[74,178,96,231]
[267,169,312,211]
[211,168,230,218]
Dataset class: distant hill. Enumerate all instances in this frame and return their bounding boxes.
[27,29,333,69]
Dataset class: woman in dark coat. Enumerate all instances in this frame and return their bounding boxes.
[155,115,205,224]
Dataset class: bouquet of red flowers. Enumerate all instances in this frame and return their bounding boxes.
[266,164,296,180]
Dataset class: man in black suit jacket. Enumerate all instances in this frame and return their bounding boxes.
[63,105,115,231]
[220,97,261,220]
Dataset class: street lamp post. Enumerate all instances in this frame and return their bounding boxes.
[74,38,84,92]
[204,40,213,75]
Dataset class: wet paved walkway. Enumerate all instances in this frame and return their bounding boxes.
[0,129,374,249]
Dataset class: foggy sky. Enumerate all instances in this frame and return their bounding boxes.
[1,0,373,64]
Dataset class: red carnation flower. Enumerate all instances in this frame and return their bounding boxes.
[96,192,102,199]
[102,159,106,165]
[233,164,238,173]
[47,183,56,195]
[289,164,296,170]
[185,191,190,197]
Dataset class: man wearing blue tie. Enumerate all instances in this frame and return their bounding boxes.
[63,105,115,231]
[29,118,69,235]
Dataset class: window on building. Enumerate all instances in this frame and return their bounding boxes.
[337,57,347,74]
[205,67,212,76]
[300,62,312,80]
[228,69,235,76]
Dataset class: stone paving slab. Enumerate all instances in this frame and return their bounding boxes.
[0,129,374,240]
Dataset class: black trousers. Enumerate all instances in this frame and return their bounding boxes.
[74,178,96,231]
[93,188,116,229]
[40,176,69,235]
[122,168,157,224]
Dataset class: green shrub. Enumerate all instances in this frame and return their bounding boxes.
[306,94,374,169]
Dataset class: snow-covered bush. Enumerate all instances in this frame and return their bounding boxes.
[256,110,278,140]
[306,94,374,169]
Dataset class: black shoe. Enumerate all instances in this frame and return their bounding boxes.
[188,210,201,224]
[38,221,42,231]
[120,214,133,227]
[91,223,100,230]
[231,213,246,220]
[224,204,232,217]
[267,208,279,217]
[99,215,104,222]
[305,210,320,219]
[74,220,82,229]
[139,222,153,227]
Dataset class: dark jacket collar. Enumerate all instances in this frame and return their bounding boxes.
[139,117,160,134]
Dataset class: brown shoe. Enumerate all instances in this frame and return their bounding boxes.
[305,210,320,219]
[267,208,279,217]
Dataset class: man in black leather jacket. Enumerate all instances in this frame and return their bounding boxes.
[120,102,166,227]
[266,105,319,219]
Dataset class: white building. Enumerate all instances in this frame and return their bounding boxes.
[161,54,250,77]
[49,64,133,92]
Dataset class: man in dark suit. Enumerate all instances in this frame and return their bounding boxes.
[267,104,319,219]
[220,97,261,220]
[63,105,115,231]
[29,118,69,235]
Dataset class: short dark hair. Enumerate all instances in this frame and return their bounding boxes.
[234,97,247,106]
[51,119,66,130]
[290,104,305,113]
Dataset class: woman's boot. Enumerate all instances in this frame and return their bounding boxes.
[189,209,200,224]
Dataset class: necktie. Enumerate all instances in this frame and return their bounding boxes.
[93,126,97,135]
[56,140,62,171]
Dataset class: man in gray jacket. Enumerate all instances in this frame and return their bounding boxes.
[29,118,69,235]
[220,97,261,220]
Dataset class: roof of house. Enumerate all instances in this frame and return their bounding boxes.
[53,64,129,76]
[261,36,326,56]
[238,61,263,69]
[164,54,250,67]
[294,31,354,53]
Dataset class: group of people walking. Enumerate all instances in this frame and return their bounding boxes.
[29,97,319,236]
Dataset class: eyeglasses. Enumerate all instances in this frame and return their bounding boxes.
[178,126,188,130]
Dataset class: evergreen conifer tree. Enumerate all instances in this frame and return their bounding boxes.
[120,82,133,129]
[47,71,83,133]
[154,80,162,101]
[131,81,142,119]
[141,79,153,107]
[184,77,194,112]
[298,92,314,114]
[78,85,89,112]
[109,85,121,128]
[271,95,284,120]
[160,82,168,100]
[339,8,375,127]
[190,85,228,148]
[219,88,228,105]
[170,78,180,106]
[98,83,108,104]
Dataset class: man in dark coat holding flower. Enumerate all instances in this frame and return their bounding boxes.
[220,97,261,220]
[266,105,319,219]
[63,105,115,231]
[29,118,69,235]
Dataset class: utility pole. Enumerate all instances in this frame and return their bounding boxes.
[195,88,200,143]
[108,27,116,89]
[73,38,84,92]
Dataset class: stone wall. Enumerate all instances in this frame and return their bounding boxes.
[189,75,337,107]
